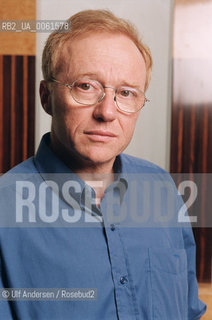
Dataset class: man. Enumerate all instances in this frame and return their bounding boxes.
[0,9,206,319]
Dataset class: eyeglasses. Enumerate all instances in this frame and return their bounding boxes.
[50,77,149,114]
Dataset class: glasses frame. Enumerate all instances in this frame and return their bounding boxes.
[49,77,149,114]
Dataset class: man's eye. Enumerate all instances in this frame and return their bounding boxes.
[120,90,130,97]
[78,83,91,90]
[119,89,137,98]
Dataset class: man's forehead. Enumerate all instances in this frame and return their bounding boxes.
[55,32,146,88]
[57,32,144,64]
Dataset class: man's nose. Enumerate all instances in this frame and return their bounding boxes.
[93,89,117,122]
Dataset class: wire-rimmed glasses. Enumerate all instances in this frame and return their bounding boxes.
[50,77,149,114]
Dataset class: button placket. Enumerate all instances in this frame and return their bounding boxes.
[100,188,137,319]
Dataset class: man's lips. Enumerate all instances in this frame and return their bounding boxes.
[84,130,117,141]
[84,130,116,137]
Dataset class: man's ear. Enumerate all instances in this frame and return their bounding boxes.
[39,80,52,115]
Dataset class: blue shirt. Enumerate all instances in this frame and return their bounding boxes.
[0,133,206,319]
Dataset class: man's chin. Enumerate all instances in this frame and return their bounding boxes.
[81,154,116,166]
[77,149,118,169]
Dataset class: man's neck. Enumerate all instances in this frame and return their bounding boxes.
[50,135,116,204]
[77,171,114,207]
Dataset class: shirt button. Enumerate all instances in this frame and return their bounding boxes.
[110,224,115,231]
[120,276,128,285]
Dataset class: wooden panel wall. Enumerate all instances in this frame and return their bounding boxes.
[171,61,212,282]
[0,55,35,173]
[0,0,36,173]
[171,0,212,283]
[0,0,35,55]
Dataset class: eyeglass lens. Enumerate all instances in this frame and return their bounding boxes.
[70,79,145,113]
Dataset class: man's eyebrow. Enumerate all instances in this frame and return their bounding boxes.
[75,73,142,89]
[119,81,141,89]
[76,72,97,78]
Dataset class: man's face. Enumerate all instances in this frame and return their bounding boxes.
[42,32,147,170]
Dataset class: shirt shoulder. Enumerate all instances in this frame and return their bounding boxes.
[3,157,37,174]
[0,157,37,189]
[120,153,167,174]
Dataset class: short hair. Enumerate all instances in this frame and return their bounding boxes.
[42,9,152,91]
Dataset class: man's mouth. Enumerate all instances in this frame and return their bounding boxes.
[84,130,117,142]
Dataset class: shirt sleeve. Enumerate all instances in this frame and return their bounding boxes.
[182,226,207,319]
[0,252,13,319]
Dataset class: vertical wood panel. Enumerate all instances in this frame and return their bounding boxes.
[171,0,212,284]
[0,56,3,169]
[2,56,12,171]
[15,56,24,166]
[23,56,28,159]
[10,55,16,167]
[0,55,35,173]
[27,56,35,157]
[171,63,212,282]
